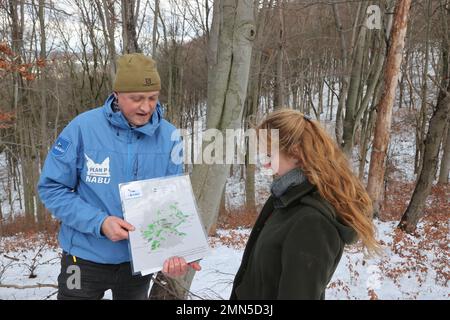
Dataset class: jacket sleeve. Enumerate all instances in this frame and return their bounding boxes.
[37,120,109,238]
[166,129,184,175]
[278,211,341,299]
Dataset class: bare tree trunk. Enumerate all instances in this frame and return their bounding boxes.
[439,120,450,183]
[244,0,271,212]
[342,1,394,156]
[398,4,450,231]
[37,0,48,227]
[121,0,140,53]
[359,83,381,180]
[148,0,255,299]
[165,4,188,127]
[332,1,353,145]
[367,0,412,217]
[342,23,367,155]
[194,0,255,235]
[97,0,117,85]
[273,0,284,109]
[398,87,450,232]
[152,0,160,57]
[8,0,35,225]
[438,27,450,184]
[414,0,432,175]
[318,78,324,115]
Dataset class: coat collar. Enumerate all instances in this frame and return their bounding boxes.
[270,168,307,198]
[273,179,317,209]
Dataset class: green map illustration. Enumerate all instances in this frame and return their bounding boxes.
[142,202,190,251]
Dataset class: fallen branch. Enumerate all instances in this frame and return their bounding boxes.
[42,290,58,300]
[0,283,58,289]
[3,255,20,261]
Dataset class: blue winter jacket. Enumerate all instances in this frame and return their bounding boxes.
[38,94,183,264]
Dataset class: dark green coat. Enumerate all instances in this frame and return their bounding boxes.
[230,180,357,300]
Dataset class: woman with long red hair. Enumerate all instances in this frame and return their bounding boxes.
[230,109,379,300]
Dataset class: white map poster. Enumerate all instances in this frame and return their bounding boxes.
[119,174,210,275]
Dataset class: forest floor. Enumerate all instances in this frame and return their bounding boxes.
[0,206,448,300]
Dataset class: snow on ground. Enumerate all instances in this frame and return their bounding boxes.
[0,235,60,300]
[0,219,448,300]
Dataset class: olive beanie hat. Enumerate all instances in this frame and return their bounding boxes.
[113,53,161,92]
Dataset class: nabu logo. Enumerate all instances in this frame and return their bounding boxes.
[85,154,111,184]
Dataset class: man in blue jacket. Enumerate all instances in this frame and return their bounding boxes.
[38,53,200,300]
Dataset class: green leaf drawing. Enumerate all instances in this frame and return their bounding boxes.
[142,202,190,251]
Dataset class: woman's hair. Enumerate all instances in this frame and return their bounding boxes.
[257,108,379,254]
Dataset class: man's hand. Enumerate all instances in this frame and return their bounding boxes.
[162,256,202,278]
[101,216,135,242]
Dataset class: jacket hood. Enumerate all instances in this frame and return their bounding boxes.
[102,93,163,136]
[276,180,358,245]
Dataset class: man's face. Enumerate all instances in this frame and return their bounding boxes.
[115,91,160,127]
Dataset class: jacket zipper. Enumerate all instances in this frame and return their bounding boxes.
[126,129,140,181]
[126,129,133,181]
[133,156,138,180]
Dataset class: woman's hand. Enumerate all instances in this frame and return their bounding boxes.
[162,256,202,278]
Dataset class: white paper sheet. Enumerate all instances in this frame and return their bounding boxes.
[119,174,210,275]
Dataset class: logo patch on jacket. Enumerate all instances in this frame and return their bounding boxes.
[85,154,111,184]
[52,137,71,156]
